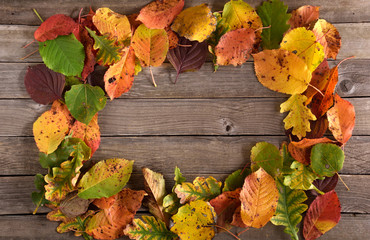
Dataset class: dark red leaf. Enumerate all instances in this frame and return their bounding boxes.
[34,14,78,42]
[24,64,65,105]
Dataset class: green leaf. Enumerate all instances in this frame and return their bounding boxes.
[257,0,291,49]
[31,173,50,214]
[39,138,77,169]
[86,27,122,66]
[174,166,186,186]
[124,216,178,240]
[281,143,295,175]
[311,143,345,177]
[251,142,283,177]
[222,168,250,192]
[39,34,85,76]
[77,158,133,199]
[65,84,107,125]
[284,161,318,190]
[163,192,181,215]
[174,176,222,204]
[271,177,307,240]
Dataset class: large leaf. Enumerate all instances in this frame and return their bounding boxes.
[284,161,318,190]
[288,5,320,29]
[124,216,178,240]
[171,4,216,42]
[223,169,250,192]
[253,49,312,94]
[313,19,341,60]
[65,84,106,125]
[77,158,133,199]
[34,14,78,42]
[137,0,184,29]
[39,34,85,77]
[240,168,279,228]
[288,138,334,165]
[131,24,169,67]
[171,200,216,240]
[222,0,262,31]
[310,143,344,177]
[257,0,291,49]
[250,142,283,177]
[174,176,222,204]
[167,36,208,83]
[270,177,308,240]
[303,190,341,240]
[31,173,50,214]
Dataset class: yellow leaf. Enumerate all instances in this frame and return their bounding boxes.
[93,8,131,42]
[222,0,262,31]
[280,94,317,140]
[171,4,216,42]
[253,49,312,94]
[240,168,279,228]
[171,200,216,240]
[313,19,341,60]
[33,109,69,154]
[281,27,325,72]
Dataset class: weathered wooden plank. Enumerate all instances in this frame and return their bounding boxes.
[0,98,368,137]
[1,136,369,176]
[0,174,368,214]
[2,59,369,99]
[1,0,369,25]
[2,23,370,63]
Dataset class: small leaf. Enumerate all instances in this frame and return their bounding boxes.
[313,19,341,60]
[171,4,216,42]
[59,192,90,218]
[34,14,78,42]
[304,59,330,105]
[65,84,106,125]
[288,5,320,29]
[284,161,318,190]
[47,209,93,236]
[223,169,250,192]
[250,142,282,177]
[39,34,85,77]
[171,200,216,240]
[31,173,50,214]
[78,158,133,199]
[163,192,181,215]
[310,143,344,177]
[222,0,262,31]
[174,166,186,186]
[281,142,295,175]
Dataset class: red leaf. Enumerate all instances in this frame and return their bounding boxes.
[303,190,341,240]
[34,14,78,42]
[304,59,330,105]
[288,5,320,29]
[24,64,65,105]
[307,115,328,139]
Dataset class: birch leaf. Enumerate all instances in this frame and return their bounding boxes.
[250,142,283,177]
[310,143,344,177]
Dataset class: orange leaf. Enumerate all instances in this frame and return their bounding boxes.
[288,5,320,29]
[51,100,74,127]
[137,0,184,29]
[313,19,341,60]
[166,27,179,49]
[304,59,330,105]
[327,94,355,144]
[231,206,247,228]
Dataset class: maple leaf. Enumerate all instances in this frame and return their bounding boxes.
[171,4,216,42]
[250,141,283,177]
[31,173,50,214]
[253,49,312,94]
[280,94,317,140]
[137,0,184,29]
[124,216,178,240]
[303,190,341,240]
[171,200,216,240]
[284,161,318,190]
[327,94,355,144]
[240,168,278,228]
[104,47,136,100]
[304,59,330,105]
[222,0,262,31]
[270,177,307,240]
[78,158,133,199]
[288,5,320,29]
[34,14,78,42]
[310,143,344,177]
[281,27,325,72]
[93,8,131,42]
[174,176,222,204]
[313,19,341,60]
[257,0,291,49]
[215,28,256,66]
[223,168,250,192]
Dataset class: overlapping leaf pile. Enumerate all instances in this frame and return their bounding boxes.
[25,0,355,239]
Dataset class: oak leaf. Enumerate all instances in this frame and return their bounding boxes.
[288,5,320,29]
[284,161,318,190]
[222,0,262,31]
[34,14,78,42]
[310,143,344,177]
[313,19,341,60]
[250,141,283,177]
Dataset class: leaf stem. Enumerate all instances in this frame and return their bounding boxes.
[20,49,39,60]
[22,39,36,49]
[255,25,271,32]
[336,172,350,191]
[337,56,355,68]
[149,66,157,87]
[237,227,250,236]
[33,8,44,23]
[212,225,240,240]
[308,83,324,97]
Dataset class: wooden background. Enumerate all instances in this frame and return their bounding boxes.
[0,0,369,239]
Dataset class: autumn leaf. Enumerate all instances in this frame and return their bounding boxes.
[165,27,179,49]
[304,59,330,105]
[303,190,341,240]
[131,24,169,67]
[34,14,78,42]
[257,0,291,49]
[59,192,91,218]
[93,8,131,42]
[250,142,283,177]
[171,4,216,42]
[222,0,262,31]
[137,0,184,29]
[33,108,69,154]
[284,161,318,190]
[31,173,50,214]
[77,158,133,199]
[270,177,308,240]
[288,5,320,29]
[215,28,256,66]
[310,175,339,198]
[163,167,186,215]
[281,27,325,72]
[327,94,355,144]
[230,206,247,228]
[310,143,344,177]
[174,176,222,204]
[313,19,341,60]
[280,94,317,140]
[124,216,178,240]
[240,168,279,228]
[307,115,329,139]
[253,49,312,94]
[171,200,216,240]
[223,169,250,192]
[281,142,295,175]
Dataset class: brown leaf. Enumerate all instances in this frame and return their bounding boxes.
[59,192,90,218]
[288,5,320,29]
[307,115,329,139]
[304,59,330,105]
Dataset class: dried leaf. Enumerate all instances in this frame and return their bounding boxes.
[47,209,93,236]
[304,59,330,105]
[222,0,262,31]
[250,142,283,177]
[313,19,341,60]
[284,161,318,190]
[34,14,78,42]
[310,143,344,177]
[288,5,320,29]
[59,192,90,218]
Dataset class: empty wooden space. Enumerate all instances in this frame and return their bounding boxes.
[0,0,369,239]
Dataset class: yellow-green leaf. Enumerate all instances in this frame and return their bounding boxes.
[222,0,262,31]
[313,19,341,60]
[280,94,317,140]
[284,161,318,190]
